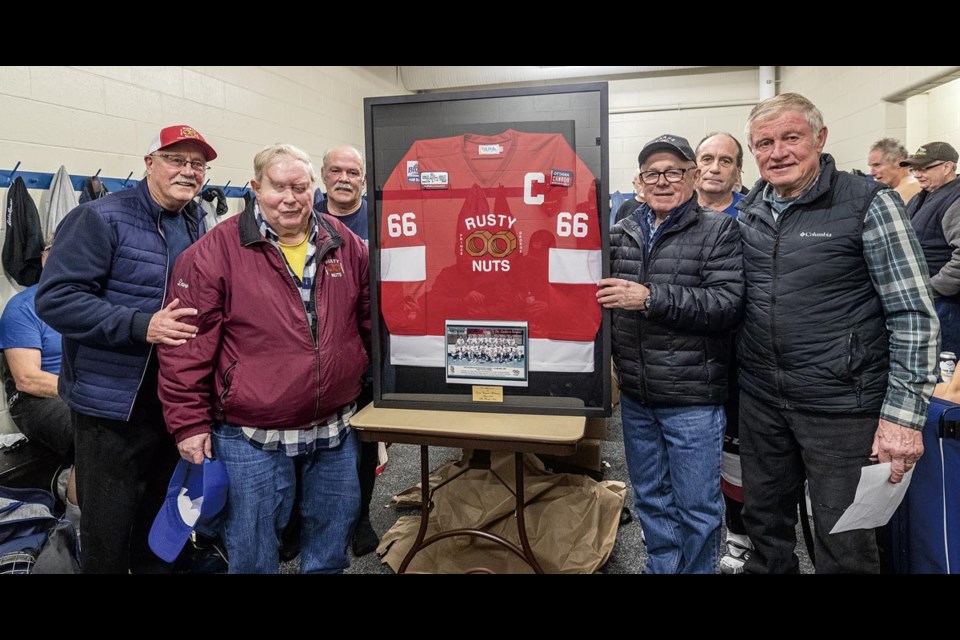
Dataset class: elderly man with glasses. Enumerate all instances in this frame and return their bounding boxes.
[902,142,960,356]
[36,125,216,574]
[597,134,743,573]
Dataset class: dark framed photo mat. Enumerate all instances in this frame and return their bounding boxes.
[364,82,611,417]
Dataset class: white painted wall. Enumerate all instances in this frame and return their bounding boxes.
[778,66,960,174]
[0,65,408,434]
[908,76,960,152]
[609,68,760,194]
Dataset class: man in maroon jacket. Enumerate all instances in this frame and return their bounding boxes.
[158,143,370,573]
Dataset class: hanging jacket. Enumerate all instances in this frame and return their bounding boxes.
[198,186,229,230]
[40,165,78,238]
[2,176,44,286]
[78,176,108,204]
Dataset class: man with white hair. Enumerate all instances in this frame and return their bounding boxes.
[737,94,939,573]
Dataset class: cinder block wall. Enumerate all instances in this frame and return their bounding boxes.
[779,66,960,174]
[609,68,760,194]
[0,66,408,433]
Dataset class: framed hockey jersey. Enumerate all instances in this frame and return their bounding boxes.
[365,84,610,417]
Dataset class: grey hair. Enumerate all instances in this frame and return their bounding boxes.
[745,93,824,148]
[253,143,317,184]
[870,138,909,164]
[321,145,365,176]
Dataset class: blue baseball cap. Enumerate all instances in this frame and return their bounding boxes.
[148,458,228,563]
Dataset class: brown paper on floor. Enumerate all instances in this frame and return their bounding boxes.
[378,452,626,573]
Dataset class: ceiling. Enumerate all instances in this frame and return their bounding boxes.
[396,66,715,92]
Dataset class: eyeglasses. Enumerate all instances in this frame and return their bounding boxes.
[909,161,947,175]
[638,168,693,185]
[152,153,209,173]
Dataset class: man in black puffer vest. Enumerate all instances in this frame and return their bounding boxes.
[598,134,743,573]
[737,93,939,574]
[901,141,960,357]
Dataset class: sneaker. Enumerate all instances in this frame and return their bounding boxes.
[719,534,752,574]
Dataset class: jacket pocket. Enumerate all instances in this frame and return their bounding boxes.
[846,333,863,407]
[218,361,239,412]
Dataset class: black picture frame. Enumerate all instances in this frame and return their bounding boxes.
[364,82,611,417]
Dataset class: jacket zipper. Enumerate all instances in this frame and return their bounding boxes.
[770,225,786,407]
[128,214,170,421]
[847,333,862,407]
[311,236,341,422]
[128,206,202,421]
[270,237,337,423]
[624,223,649,400]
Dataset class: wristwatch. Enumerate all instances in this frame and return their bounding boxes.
[643,291,653,311]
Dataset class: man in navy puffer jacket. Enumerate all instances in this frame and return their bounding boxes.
[36,125,216,574]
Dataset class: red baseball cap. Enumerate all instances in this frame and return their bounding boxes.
[146,124,217,162]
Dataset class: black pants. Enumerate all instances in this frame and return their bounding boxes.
[10,393,74,460]
[73,393,179,574]
[739,390,880,574]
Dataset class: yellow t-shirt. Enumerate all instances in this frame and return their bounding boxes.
[278,234,309,279]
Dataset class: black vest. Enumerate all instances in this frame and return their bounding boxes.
[737,155,888,412]
[907,177,960,281]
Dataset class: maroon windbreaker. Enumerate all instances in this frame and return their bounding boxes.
[158,206,370,443]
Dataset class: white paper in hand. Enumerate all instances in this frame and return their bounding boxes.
[829,463,914,534]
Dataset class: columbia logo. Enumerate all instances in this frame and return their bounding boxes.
[176,278,189,289]
[799,231,833,238]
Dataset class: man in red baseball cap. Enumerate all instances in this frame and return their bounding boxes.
[35,124,217,573]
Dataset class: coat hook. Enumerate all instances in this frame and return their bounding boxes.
[202,178,211,190]
[242,181,249,191]
[124,171,134,187]
[93,168,102,178]
[9,161,22,180]
[223,180,231,190]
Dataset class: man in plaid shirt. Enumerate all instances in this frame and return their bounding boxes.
[735,93,939,574]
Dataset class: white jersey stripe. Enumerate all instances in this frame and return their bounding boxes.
[381,246,426,282]
[389,335,594,372]
[549,248,602,284]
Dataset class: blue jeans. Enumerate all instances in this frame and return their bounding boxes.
[935,296,960,357]
[620,392,725,573]
[212,425,360,574]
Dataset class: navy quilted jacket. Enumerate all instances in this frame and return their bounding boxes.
[36,179,204,420]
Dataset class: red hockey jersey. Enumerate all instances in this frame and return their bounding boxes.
[380,130,601,372]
